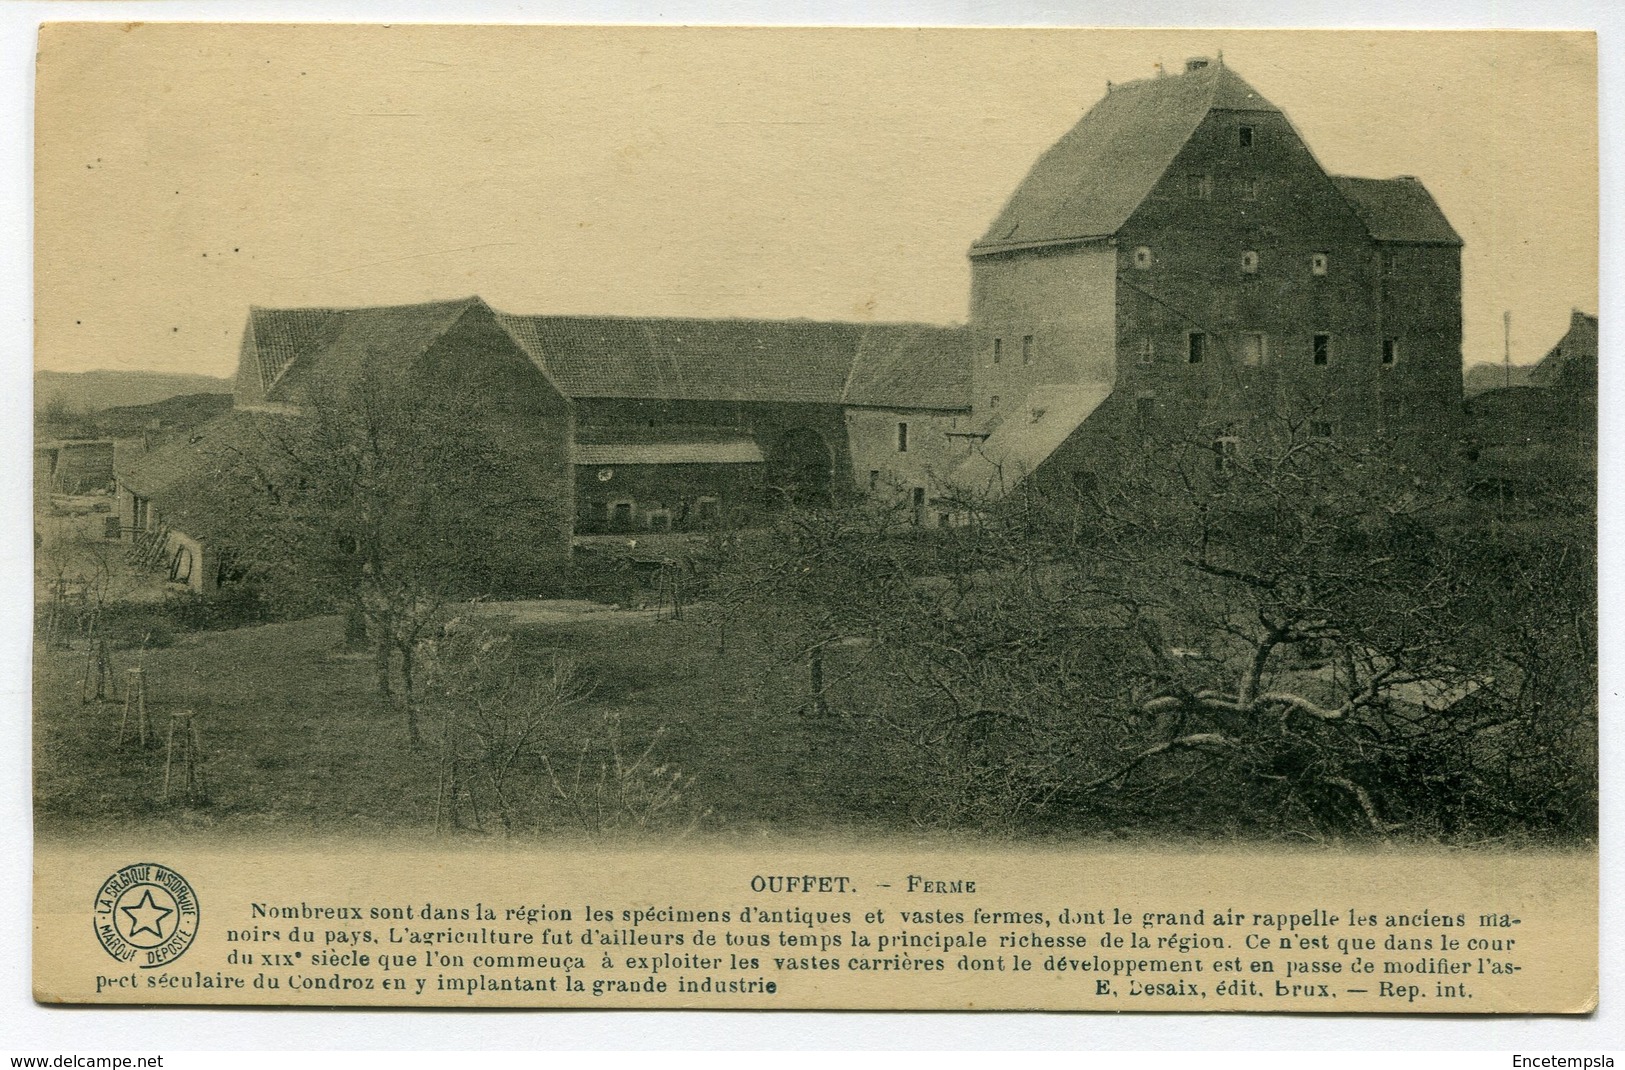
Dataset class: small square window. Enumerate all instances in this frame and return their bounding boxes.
[1022,334,1034,366]
[868,469,880,491]
[992,337,1002,364]
[1241,177,1260,200]
[1382,338,1400,365]
[1138,337,1155,365]
[1313,333,1331,366]
[896,422,909,452]
[1239,126,1254,148]
[1213,436,1240,472]
[1310,421,1334,440]
[1241,250,1259,274]
[1187,174,1213,199]
[1188,332,1207,364]
[1383,250,1399,276]
[1133,246,1153,270]
[1311,252,1329,276]
[1242,332,1267,366]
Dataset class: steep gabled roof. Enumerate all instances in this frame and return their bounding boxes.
[240,297,483,403]
[1332,176,1462,246]
[971,63,1279,256]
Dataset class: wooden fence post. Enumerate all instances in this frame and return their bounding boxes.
[120,667,149,747]
[82,637,113,704]
[162,709,206,803]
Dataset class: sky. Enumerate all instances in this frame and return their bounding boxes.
[34,25,1597,378]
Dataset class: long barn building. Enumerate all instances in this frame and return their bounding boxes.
[120,57,1461,593]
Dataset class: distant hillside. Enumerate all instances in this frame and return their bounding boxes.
[37,392,234,445]
[36,369,232,414]
[1464,361,1537,396]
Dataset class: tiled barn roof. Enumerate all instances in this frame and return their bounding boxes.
[495,314,863,404]
[235,298,971,411]
[972,63,1280,256]
[1331,176,1463,246]
[843,324,973,410]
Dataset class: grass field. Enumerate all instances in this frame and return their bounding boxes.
[33,605,918,841]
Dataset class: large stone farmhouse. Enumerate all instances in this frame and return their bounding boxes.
[119,57,1462,594]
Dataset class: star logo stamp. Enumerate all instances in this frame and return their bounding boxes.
[92,863,200,968]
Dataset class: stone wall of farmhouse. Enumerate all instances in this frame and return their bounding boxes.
[843,407,975,519]
[968,243,1118,426]
[1374,243,1465,429]
[574,461,767,534]
[1110,108,1459,441]
[417,306,575,594]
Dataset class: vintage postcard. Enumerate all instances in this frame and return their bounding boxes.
[31,24,1598,1011]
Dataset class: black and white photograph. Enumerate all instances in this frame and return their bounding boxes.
[22,22,1601,1020]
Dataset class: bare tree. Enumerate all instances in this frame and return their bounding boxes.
[709,413,1595,840]
[216,354,549,746]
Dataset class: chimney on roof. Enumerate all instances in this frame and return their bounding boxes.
[1185,57,1212,73]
